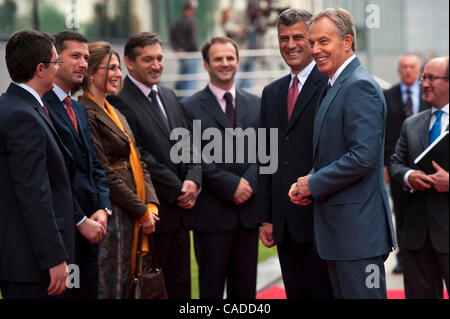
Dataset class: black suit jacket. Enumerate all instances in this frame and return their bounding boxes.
[257,66,328,244]
[383,83,429,165]
[107,76,202,233]
[0,84,75,283]
[181,86,260,231]
[389,109,449,253]
[43,90,111,224]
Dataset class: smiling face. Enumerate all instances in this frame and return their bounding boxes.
[308,17,354,79]
[125,43,163,88]
[278,21,312,74]
[91,53,122,95]
[55,40,89,92]
[203,41,240,90]
[422,58,449,108]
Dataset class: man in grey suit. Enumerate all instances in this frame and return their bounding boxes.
[289,8,396,298]
[389,56,449,298]
[106,32,202,299]
[181,37,260,299]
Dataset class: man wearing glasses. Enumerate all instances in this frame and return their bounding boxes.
[0,30,76,299]
[389,56,449,298]
[383,54,430,275]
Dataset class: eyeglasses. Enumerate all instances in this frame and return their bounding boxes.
[419,74,449,83]
[98,65,121,72]
[42,60,64,65]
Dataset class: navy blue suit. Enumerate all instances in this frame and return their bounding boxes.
[43,89,111,299]
[0,84,75,299]
[309,57,396,298]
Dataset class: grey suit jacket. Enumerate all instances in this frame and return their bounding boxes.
[309,57,396,260]
[389,109,449,253]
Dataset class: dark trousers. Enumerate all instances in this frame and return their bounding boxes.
[403,236,449,299]
[153,226,191,299]
[194,225,259,299]
[277,230,334,299]
[70,234,99,299]
[326,256,387,299]
[390,181,406,264]
[0,281,64,299]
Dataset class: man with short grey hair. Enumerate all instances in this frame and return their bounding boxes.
[290,8,396,299]
[258,8,334,299]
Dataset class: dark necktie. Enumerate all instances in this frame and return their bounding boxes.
[429,110,443,145]
[404,89,413,118]
[223,92,235,126]
[287,76,299,121]
[63,96,78,133]
[149,89,170,132]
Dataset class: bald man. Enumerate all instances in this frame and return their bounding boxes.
[383,54,430,274]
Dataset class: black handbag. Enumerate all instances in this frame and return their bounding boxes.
[124,227,168,299]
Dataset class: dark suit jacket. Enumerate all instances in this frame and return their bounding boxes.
[0,83,75,283]
[389,109,449,253]
[309,57,396,260]
[43,90,111,224]
[106,77,201,232]
[181,86,260,231]
[258,66,328,244]
[79,96,159,218]
[383,83,429,165]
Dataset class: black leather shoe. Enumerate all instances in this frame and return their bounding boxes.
[392,263,403,274]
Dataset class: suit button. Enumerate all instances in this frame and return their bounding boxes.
[283,161,288,167]
[285,136,290,142]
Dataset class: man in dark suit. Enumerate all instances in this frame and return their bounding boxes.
[383,54,429,274]
[0,30,75,299]
[257,9,333,299]
[43,31,111,299]
[291,9,396,298]
[389,56,449,298]
[181,37,260,299]
[106,32,202,299]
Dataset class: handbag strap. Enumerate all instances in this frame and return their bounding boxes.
[130,221,143,276]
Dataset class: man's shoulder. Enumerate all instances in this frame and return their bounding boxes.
[180,87,208,108]
[404,108,431,126]
[263,74,290,92]
[237,88,260,105]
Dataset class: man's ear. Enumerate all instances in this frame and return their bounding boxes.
[344,34,354,51]
[124,56,133,72]
[35,62,46,78]
[203,60,210,73]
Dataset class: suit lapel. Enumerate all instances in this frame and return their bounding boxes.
[157,85,178,132]
[313,58,361,158]
[235,88,248,128]
[200,86,232,129]
[123,77,171,138]
[276,75,290,130]
[286,67,320,134]
[418,109,432,151]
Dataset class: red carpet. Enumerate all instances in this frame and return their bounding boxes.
[256,286,449,299]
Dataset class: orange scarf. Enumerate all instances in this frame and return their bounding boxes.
[83,92,152,273]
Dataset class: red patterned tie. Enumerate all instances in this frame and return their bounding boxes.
[64,96,78,133]
[287,76,299,121]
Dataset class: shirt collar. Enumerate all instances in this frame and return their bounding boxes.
[329,54,357,86]
[208,82,236,102]
[13,81,44,107]
[290,60,316,86]
[431,104,449,114]
[128,74,159,97]
[52,83,70,103]
[400,81,420,94]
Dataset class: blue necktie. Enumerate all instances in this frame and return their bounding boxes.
[429,110,443,145]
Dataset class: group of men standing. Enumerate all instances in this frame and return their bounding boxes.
[0,6,448,300]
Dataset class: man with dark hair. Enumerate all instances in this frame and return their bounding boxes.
[43,30,111,299]
[257,8,334,299]
[107,31,202,299]
[170,0,199,92]
[0,30,75,299]
[291,8,396,298]
[389,56,448,299]
[383,53,430,274]
[181,36,260,299]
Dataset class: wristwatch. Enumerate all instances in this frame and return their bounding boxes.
[104,207,112,216]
